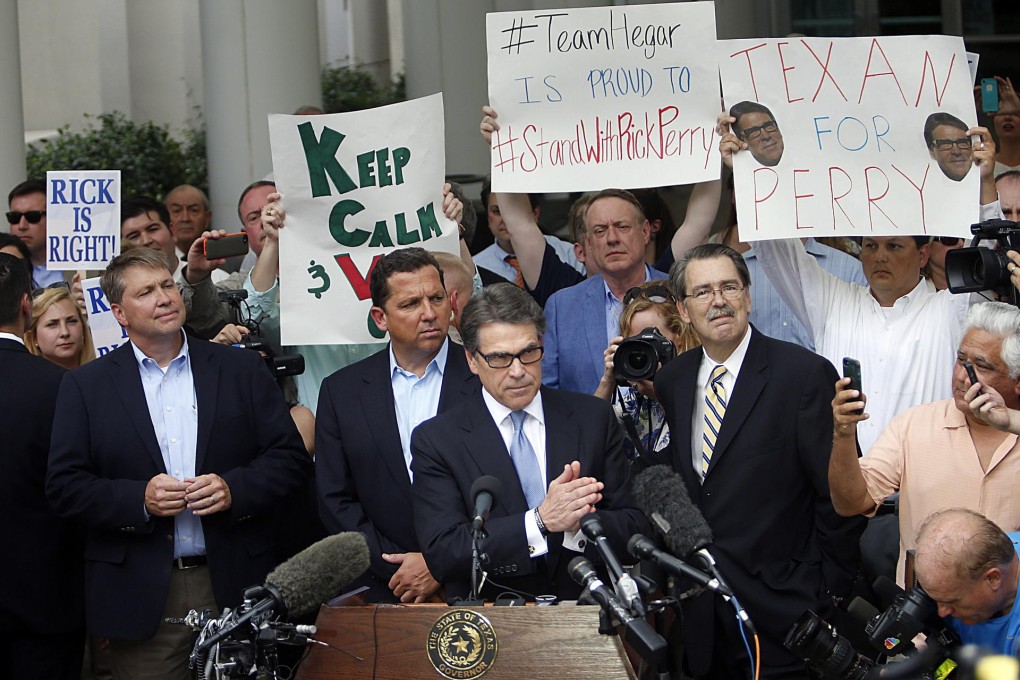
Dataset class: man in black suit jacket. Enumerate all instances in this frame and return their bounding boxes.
[46,249,310,679]
[317,248,479,603]
[654,244,864,679]
[0,254,84,679]
[411,283,645,601]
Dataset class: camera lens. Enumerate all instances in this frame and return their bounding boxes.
[785,611,873,680]
[614,342,657,382]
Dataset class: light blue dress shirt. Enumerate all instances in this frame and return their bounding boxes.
[131,334,202,559]
[744,239,867,350]
[390,340,448,481]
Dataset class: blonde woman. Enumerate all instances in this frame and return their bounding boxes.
[25,285,95,369]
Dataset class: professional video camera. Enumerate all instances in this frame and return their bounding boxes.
[613,327,676,382]
[234,336,305,379]
[785,582,960,679]
[946,219,1020,305]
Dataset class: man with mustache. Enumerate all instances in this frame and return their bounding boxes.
[653,243,864,679]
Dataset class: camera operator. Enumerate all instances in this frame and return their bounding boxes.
[914,508,1020,655]
[594,281,699,461]
[830,301,1020,586]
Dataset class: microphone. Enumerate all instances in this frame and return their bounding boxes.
[627,534,731,597]
[470,475,502,533]
[580,514,645,617]
[196,532,369,652]
[631,465,755,633]
[568,557,666,666]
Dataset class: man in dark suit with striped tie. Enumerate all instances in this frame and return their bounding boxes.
[654,243,864,680]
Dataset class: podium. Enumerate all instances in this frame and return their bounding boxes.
[294,598,639,680]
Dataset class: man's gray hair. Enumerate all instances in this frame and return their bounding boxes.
[460,282,545,354]
[963,302,1020,380]
[100,248,173,305]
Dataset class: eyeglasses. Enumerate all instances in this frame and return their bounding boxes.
[931,138,971,151]
[936,237,963,247]
[5,210,46,225]
[738,121,778,141]
[624,284,676,306]
[31,281,71,298]
[474,345,544,369]
[684,284,745,304]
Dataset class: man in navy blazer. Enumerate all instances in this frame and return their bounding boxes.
[0,254,84,679]
[412,283,645,601]
[654,244,864,679]
[543,189,668,395]
[316,248,479,603]
[47,249,310,679]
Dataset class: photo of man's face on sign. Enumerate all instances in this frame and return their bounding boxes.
[924,112,973,182]
[730,101,784,167]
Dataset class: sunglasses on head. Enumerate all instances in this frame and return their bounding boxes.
[31,281,71,298]
[623,284,676,306]
[6,210,46,225]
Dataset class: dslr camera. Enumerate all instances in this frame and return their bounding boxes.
[613,327,676,382]
[945,219,1020,305]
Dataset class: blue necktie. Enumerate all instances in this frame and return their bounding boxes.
[509,411,545,509]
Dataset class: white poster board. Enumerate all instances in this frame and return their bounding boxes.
[719,36,979,240]
[486,2,720,192]
[268,94,459,346]
[45,171,120,270]
[82,276,128,358]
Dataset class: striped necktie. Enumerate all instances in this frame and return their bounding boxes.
[701,364,727,479]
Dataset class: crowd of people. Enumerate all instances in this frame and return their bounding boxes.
[4,74,1020,680]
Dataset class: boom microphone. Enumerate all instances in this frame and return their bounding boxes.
[196,532,369,652]
[631,464,713,557]
[627,534,731,597]
[580,514,645,617]
[568,556,666,666]
[470,475,502,533]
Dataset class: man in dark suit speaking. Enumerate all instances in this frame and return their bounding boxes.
[654,243,864,679]
[46,248,311,680]
[316,247,479,603]
[411,283,645,601]
[0,254,84,679]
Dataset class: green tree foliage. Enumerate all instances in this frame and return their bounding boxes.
[321,65,406,113]
[26,111,207,199]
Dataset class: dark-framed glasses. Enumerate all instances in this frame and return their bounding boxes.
[684,284,745,304]
[931,138,971,151]
[738,121,778,141]
[475,345,544,369]
[624,284,676,306]
[6,210,46,225]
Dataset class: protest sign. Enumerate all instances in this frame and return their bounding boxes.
[719,35,978,240]
[82,276,128,358]
[268,93,458,346]
[486,2,720,192]
[45,171,120,270]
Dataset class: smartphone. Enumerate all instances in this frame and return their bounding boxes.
[204,232,249,259]
[981,78,1000,114]
[963,360,984,395]
[842,357,864,416]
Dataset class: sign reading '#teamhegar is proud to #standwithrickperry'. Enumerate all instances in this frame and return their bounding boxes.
[486,2,720,193]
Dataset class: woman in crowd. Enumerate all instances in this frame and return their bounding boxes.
[24,285,95,370]
[595,281,700,460]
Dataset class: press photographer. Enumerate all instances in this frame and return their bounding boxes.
[594,282,699,462]
[946,219,1020,305]
[914,508,1020,656]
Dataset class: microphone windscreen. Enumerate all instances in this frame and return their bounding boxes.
[470,475,503,504]
[266,532,370,618]
[631,464,713,557]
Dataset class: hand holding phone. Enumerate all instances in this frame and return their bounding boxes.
[963,360,984,395]
[981,78,1000,114]
[842,357,864,416]
[204,232,249,260]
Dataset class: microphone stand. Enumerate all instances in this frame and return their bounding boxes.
[455,526,486,607]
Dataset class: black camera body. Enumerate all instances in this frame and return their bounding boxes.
[945,219,1020,305]
[235,335,305,378]
[614,327,676,382]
